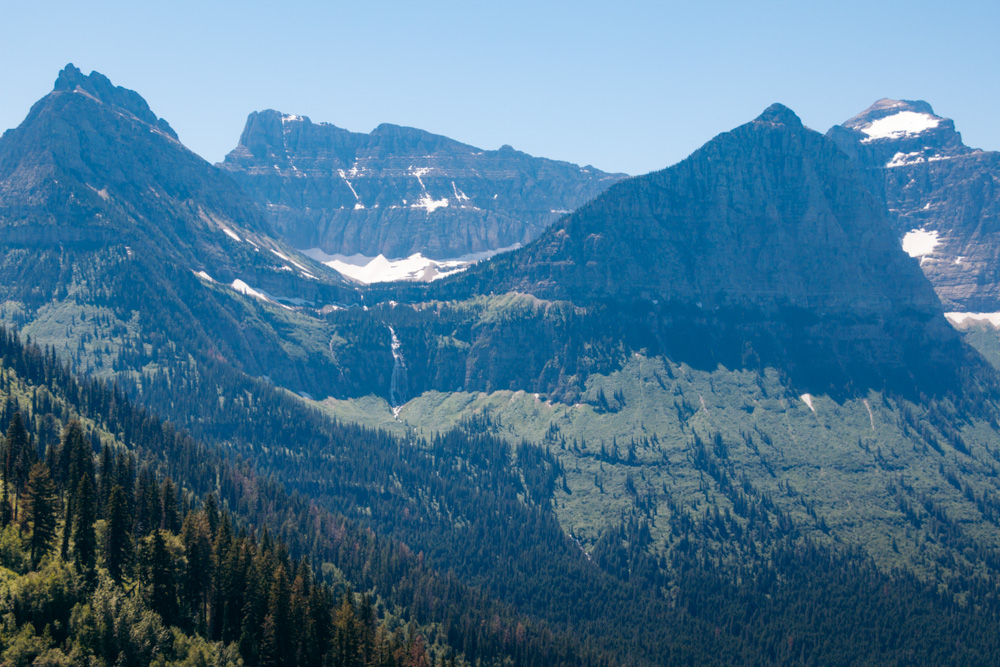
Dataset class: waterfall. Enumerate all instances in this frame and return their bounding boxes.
[388,326,408,418]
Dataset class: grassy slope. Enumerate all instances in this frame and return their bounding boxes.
[319,352,1000,583]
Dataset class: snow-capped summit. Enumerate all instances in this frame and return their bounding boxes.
[828,100,1000,312]
[833,99,968,160]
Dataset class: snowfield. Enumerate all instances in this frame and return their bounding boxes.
[302,245,519,284]
[945,312,1000,328]
[861,111,940,142]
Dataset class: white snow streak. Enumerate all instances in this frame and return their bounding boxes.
[451,181,471,202]
[231,279,269,301]
[800,394,816,413]
[268,248,311,273]
[338,169,361,203]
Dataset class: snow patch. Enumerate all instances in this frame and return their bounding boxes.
[411,194,449,213]
[193,270,215,283]
[901,229,939,258]
[800,394,815,413]
[87,184,110,201]
[861,111,940,142]
[409,166,432,190]
[230,280,309,309]
[887,152,926,168]
[945,312,1000,328]
[222,227,242,242]
[281,114,303,123]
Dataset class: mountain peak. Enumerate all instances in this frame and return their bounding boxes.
[838,98,952,144]
[52,63,88,91]
[827,98,969,169]
[755,103,802,127]
[847,98,938,121]
[50,64,177,140]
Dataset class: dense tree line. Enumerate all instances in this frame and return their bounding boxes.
[0,412,429,666]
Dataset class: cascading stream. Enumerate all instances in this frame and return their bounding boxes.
[388,325,408,419]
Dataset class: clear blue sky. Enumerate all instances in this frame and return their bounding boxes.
[2,0,997,175]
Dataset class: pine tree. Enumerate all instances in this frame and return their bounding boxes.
[105,484,132,581]
[259,612,279,667]
[5,410,29,521]
[0,475,10,528]
[25,462,58,569]
[72,472,97,579]
[147,529,177,624]
[161,478,180,533]
[267,565,291,667]
[182,511,213,631]
[61,421,95,560]
[98,443,113,516]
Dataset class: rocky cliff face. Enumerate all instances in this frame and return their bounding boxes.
[219,110,625,259]
[827,99,1000,311]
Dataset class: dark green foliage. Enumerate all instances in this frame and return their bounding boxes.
[104,484,131,582]
[72,472,97,578]
[24,462,57,568]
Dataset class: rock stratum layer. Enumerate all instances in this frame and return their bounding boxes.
[219,110,625,259]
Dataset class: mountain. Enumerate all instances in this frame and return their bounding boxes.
[0,65,346,300]
[827,98,1000,311]
[0,65,365,398]
[218,109,625,262]
[385,103,970,400]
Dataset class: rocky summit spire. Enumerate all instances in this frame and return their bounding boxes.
[0,66,300,278]
[52,63,178,140]
[754,103,804,128]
